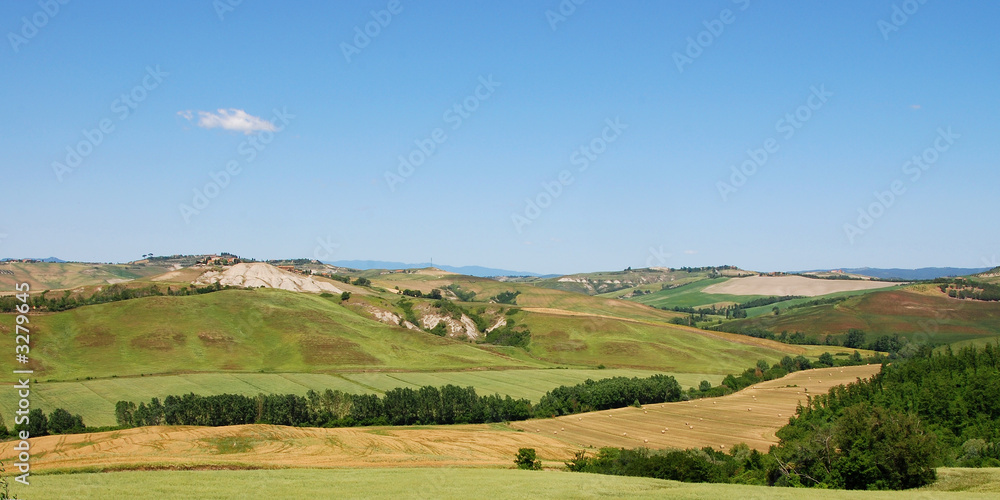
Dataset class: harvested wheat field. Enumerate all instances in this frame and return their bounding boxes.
[703,275,901,297]
[2,424,577,472]
[510,364,881,451]
[1,366,879,472]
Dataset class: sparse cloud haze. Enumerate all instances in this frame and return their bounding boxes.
[178,109,277,135]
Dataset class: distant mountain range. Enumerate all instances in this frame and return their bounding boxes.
[802,267,992,281]
[1,257,67,263]
[325,260,548,278]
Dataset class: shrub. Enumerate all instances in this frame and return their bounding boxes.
[515,448,542,470]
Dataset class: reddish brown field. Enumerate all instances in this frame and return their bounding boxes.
[732,288,1000,341]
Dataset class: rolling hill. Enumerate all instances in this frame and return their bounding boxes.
[2,288,538,381]
[721,285,1000,343]
[0,261,176,291]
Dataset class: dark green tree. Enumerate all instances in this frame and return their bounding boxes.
[844,329,867,349]
[515,448,542,470]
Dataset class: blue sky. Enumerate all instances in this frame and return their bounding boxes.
[1,0,997,275]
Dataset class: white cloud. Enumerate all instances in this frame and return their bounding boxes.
[684,250,698,255]
[178,108,276,134]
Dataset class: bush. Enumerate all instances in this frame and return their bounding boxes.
[515,448,542,470]
[492,290,520,305]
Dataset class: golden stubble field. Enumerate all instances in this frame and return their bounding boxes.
[511,364,882,451]
[4,424,578,472]
[1,365,880,472]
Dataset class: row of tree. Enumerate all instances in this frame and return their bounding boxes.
[116,385,534,428]
[533,374,682,417]
[117,374,687,429]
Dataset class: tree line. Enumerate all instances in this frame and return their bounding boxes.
[116,385,533,428]
[116,374,687,429]
[533,374,682,417]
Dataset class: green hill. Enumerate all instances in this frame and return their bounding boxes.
[0,261,176,291]
[721,286,1000,344]
[4,289,537,381]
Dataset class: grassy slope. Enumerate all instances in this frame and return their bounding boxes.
[369,270,687,323]
[397,275,841,371]
[1,276,856,379]
[724,286,1000,343]
[517,309,856,374]
[22,468,1000,499]
[0,261,176,291]
[0,369,718,427]
[1,289,536,381]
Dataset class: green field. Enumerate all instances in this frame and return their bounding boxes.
[629,277,769,310]
[18,467,1000,499]
[0,369,720,427]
